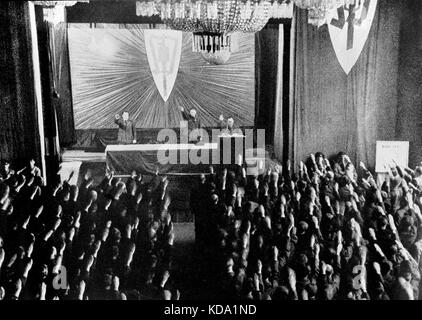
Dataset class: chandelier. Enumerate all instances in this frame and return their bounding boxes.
[292,0,357,26]
[136,1,293,64]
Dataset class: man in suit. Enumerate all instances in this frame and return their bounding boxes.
[219,114,243,135]
[115,112,136,144]
[179,106,202,143]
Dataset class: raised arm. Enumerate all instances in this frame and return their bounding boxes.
[114,115,127,130]
[179,106,190,121]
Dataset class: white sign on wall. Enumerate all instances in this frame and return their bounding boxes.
[375,141,409,173]
[327,0,378,75]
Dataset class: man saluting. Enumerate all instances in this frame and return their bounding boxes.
[179,106,201,132]
[115,112,136,144]
[179,106,202,143]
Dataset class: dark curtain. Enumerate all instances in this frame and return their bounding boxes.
[396,0,422,167]
[0,2,43,168]
[255,25,279,144]
[291,0,402,170]
[49,14,75,146]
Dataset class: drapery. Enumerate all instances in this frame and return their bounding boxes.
[274,24,284,161]
[48,16,75,146]
[256,23,291,162]
[0,2,44,168]
[290,0,402,170]
[396,0,422,167]
[255,25,279,145]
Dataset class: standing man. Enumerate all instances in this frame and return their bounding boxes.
[219,114,243,135]
[179,106,202,142]
[115,112,136,144]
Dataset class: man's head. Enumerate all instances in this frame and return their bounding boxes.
[122,112,129,121]
[199,173,206,184]
[390,165,398,176]
[190,109,197,118]
[416,166,422,177]
[1,160,10,171]
[227,117,234,129]
[29,158,35,169]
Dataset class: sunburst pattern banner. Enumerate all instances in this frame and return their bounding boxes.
[68,24,255,129]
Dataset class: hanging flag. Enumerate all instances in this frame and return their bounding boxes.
[327,0,378,75]
[144,29,182,102]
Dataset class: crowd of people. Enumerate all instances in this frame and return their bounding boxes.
[2,151,422,300]
[0,159,178,300]
[192,152,422,300]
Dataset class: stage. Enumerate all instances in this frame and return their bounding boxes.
[60,140,277,223]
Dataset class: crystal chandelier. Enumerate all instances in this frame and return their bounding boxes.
[292,0,356,26]
[136,1,293,64]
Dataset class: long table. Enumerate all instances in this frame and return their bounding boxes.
[105,143,219,176]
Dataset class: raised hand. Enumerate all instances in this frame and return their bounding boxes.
[321,261,327,275]
[295,191,301,202]
[161,270,171,288]
[324,195,331,207]
[311,215,319,229]
[373,262,381,275]
[280,194,287,206]
[112,276,120,291]
[334,182,339,193]
[368,228,377,241]
[257,259,263,274]
[273,246,279,261]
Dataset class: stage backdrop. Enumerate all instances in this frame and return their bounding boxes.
[68,24,255,130]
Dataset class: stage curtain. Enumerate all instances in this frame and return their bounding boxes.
[48,15,75,146]
[291,0,402,170]
[274,24,285,161]
[396,0,422,167]
[255,25,279,145]
[0,1,43,168]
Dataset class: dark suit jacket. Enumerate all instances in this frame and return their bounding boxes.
[115,119,136,144]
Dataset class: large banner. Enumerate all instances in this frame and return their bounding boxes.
[68,24,255,129]
[144,30,182,102]
[327,0,378,74]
